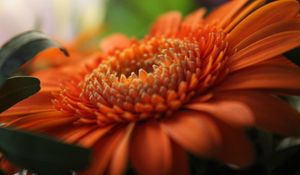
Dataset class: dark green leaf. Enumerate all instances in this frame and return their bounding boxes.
[285,46,300,67]
[0,76,40,113]
[186,153,267,175]
[0,30,69,86]
[0,127,91,175]
[103,0,195,38]
[265,145,300,175]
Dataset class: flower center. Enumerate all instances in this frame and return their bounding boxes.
[54,26,229,126]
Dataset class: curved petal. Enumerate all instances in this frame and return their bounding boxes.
[184,98,255,128]
[148,11,182,37]
[161,110,222,157]
[78,126,114,147]
[228,0,300,48]
[108,123,134,175]
[81,126,126,175]
[170,142,189,175]
[230,31,300,71]
[30,46,79,70]
[205,0,248,28]
[234,18,300,52]
[4,111,74,128]
[32,53,97,87]
[182,8,206,30]
[214,120,254,168]
[59,126,97,144]
[33,66,78,87]
[217,64,300,95]
[45,124,97,143]
[259,56,299,68]
[130,121,172,175]
[212,91,300,136]
[224,0,266,33]
[15,117,76,132]
[99,33,133,53]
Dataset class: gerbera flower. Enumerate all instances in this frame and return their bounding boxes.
[2,0,300,174]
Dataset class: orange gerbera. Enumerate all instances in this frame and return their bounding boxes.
[2,0,300,174]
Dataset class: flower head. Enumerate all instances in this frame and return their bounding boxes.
[2,0,300,174]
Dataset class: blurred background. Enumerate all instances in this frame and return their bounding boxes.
[0,0,106,43]
[0,0,228,44]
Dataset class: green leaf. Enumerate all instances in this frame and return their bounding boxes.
[0,30,69,86]
[103,0,195,38]
[0,76,40,113]
[0,127,91,175]
[128,0,194,18]
[285,47,300,67]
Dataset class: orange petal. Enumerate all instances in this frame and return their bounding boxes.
[81,127,126,175]
[184,98,254,128]
[109,123,134,175]
[182,8,206,29]
[78,126,114,147]
[205,0,248,28]
[228,0,300,48]
[235,18,300,51]
[16,117,76,132]
[214,121,254,168]
[30,45,79,70]
[217,64,300,95]
[33,68,74,87]
[149,11,182,37]
[224,0,266,33]
[60,126,97,144]
[33,58,89,88]
[130,121,172,175]
[258,55,299,68]
[170,142,189,175]
[4,111,71,125]
[46,124,89,139]
[99,34,133,53]
[213,91,300,136]
[5,111,75,131]
[230,31,300,71]
[161,110,222,157]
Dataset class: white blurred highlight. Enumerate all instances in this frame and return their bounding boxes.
[0,0,106,45]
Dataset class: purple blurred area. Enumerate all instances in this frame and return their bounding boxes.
[197,0,228,7]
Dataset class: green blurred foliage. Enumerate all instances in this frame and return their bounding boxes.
[102,0,196,38]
